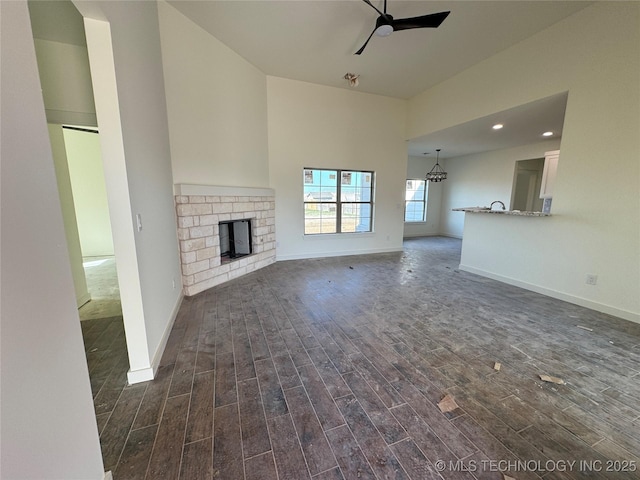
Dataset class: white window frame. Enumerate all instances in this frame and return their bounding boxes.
[404,179,428,223]
[303,168,374,235]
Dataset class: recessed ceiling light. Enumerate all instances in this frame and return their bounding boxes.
[492,124,504,130]
[542,131,554,137]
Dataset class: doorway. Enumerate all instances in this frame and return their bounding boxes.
[61,125,122,321]
[511,158,544,212]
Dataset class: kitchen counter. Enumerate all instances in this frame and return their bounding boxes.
[452,207,550,217]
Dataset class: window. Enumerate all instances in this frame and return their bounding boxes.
[303,168,374,235]
[404,179,427,222]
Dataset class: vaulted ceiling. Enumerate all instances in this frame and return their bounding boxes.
[167,1,588,100]
[30,0,587,157]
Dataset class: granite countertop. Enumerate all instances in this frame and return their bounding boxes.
[452,207,551,217]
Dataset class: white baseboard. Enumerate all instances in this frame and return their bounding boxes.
[127,292,184,385]
[276,246,403,262]
[459,264,640,324]
[402,233,463,240]
[104,471,113,480]
[402,233,438,239]
[126,366,155,384]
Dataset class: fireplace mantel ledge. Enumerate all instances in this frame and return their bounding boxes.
[174,184,275,197]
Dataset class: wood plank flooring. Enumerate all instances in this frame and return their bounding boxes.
[83,237,640,480]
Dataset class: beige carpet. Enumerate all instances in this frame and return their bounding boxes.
[79,256,122,321]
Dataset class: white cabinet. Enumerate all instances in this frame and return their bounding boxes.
[539,150,559,199]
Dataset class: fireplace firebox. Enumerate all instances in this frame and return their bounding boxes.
[219,219,252,262]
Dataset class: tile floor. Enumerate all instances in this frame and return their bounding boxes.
[83,237,640,480]
[79,256,122,321]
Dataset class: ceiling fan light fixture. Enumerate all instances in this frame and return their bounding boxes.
[425,148,447,182]
[354,3,450,55]
[375,24,394,36]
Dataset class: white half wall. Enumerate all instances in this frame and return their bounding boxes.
[440,141,560,239]
[0,2,105,478]
[267,76,407,260]
[409,3,640,321]
[403,155,444,238]
[158,1,269,188]
[64,127,115,257]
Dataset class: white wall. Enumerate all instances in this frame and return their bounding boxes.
[33,38,97,126]
[79,1,184,382]
[49,124,92,307]
[408,3,640,322]
[158,1,269,187]
[267,76,407,260]
[0,2,105,478]
[440,141,559,238]
[403,155,444,238]
[64,127,115,257]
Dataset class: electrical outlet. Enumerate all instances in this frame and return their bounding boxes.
[136,213,142,232]
[586,274,598,285]
[172,278,176,289]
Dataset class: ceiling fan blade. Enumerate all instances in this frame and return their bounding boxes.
[392,11,450,31]
[361,0,384,17]
[355,27,376,55]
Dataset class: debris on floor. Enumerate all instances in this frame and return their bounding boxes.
[494,362,502,371]
[349,266,354,269]
[539,374,565,385]
[576,325,593,332]
[510,344,533,360]
[437,394,459,413]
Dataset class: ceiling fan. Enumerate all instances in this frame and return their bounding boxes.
[355,0,450,55]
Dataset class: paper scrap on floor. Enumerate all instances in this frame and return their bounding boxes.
[576,325,593,332]
[437,394,459,413]
[539,374,565,385]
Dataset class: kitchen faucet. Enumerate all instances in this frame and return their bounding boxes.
[490,200,506,210]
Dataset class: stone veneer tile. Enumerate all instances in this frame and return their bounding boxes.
[178,216,194,228]
[199,215,218,226]
[176,203,212,216]
[189,226,214,238]
[181,238,206,252]
[183,259,210,276]
[196,247,217,262]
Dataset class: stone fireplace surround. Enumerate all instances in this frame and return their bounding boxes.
[174,184,276,296]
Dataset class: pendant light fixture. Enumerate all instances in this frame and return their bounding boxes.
[425,149,447,182]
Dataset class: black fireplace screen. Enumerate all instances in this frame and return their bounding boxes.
[219,219,252,259]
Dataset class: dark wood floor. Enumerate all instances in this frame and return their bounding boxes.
[83,236,640,480]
